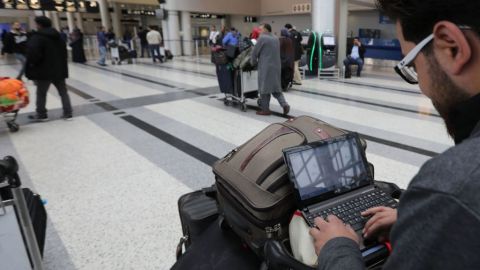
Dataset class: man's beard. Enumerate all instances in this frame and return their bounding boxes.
[428,56,470,139]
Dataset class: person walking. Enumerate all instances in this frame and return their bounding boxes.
[4,22,28,80]
[285,23,304,85]
[96,26,107,66]
[69,28,86,64]
[279,28,295,91]
[251,23,290,116]
[209,25,219,46]
[26,16,72,122]
[138,26,150,58]
[146,26,163,63]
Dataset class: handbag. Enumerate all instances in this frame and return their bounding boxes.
[225,45,238,59]
[212,50,228,65]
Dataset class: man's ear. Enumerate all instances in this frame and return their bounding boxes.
[433,21,472,75]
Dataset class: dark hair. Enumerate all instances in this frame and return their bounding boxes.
[376,0,480,44]
[35,16,52,28]
[262,23,272,33]
[285,23,293,30]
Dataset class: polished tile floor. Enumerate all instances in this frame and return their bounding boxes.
[0,56,454,270]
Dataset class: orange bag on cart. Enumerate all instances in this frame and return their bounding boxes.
[0,78,29,113]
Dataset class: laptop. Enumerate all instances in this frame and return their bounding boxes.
[283,133,397,236]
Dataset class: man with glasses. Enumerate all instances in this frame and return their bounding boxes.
[309,0,480,269]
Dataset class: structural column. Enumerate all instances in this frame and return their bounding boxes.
[167,10,181,56]
[97,0,111,30]
[181,11,193,56]
[66,12,75,32]
[45,11,61,30]
[312,0,336,35]
[337,0,349,68]
[28,12,36,31]
[161,19,170,50]
[111,2,122,38]
[75,12,84,32]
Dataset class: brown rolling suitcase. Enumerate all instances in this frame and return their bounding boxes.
[213,116,367,254]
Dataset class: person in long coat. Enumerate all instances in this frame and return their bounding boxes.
[251,23,290,116]
[279,28,295,91]
[69,28,86,63]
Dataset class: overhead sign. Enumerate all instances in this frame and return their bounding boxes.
[244,16,257,23]
[292,3,311,14]
[191,13,225,19]
[0,0,97,12]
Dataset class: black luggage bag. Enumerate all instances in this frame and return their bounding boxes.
[173,182,403,270]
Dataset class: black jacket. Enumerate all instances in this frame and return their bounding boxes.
[346,43,366,60]
[289,29,304,61]
[3,31,28,55]
[26,28,68,81]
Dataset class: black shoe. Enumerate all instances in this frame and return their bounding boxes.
[28,114,49,122]
[62,115,73,121]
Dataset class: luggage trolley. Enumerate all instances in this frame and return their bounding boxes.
[224,70,259,112]
[0,156,44,270]
[0,78,30,133]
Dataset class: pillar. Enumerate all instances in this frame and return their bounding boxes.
[28,12,36,31]
[50,11,61,30]
[97,0,111,30]
[66,12,75,32]
[161,19,170,50]
[181,11,192,56]
[312,0,336,35]
[111,2,122,38]
[337,0,348,68]
[75,13,84,32]
[167,10,181,56]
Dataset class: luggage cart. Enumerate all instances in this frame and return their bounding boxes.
[224,70,259,112]
[0,156,44,270]
[0,78,30,132]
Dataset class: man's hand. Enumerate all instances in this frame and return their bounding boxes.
[361,207,397,242]
[309,215,360,256]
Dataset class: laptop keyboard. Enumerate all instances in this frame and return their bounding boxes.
[306,189,398,231]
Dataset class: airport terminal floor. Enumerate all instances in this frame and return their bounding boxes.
[0,56,453,269]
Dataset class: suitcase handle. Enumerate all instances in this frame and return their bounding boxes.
[176,235,189,260]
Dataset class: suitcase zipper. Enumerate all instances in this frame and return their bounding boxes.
[217,181,293,228]
[240,126,295,171]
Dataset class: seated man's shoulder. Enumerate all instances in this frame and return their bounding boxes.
[410,136,480,197]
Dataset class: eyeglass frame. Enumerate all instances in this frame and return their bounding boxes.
[394,25,473,85]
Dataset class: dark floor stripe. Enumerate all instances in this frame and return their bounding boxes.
[83,63,179,88]
[137,62,216,78]
[335,80,421,95]
[121,115,219,166]
[244,104,439,157]
[292,88,440,118]
[113,111,126,115]
[67,85,95,99]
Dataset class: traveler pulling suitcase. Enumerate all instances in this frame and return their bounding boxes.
[212,116,368,255]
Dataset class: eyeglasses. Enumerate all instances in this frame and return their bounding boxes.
[395,25,472,84]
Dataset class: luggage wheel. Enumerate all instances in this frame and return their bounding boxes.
[224,99,231,106]
[7,121,19,132]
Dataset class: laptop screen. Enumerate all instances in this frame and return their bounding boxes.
[284,134,371,203]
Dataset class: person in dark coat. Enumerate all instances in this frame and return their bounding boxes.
[4,22,28,79]
[251,23,290,116]
[69,28,86,63]
[138,26,150,58]
[285,23,304,85]
[279,28,295,91]
[26,16,72,122]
